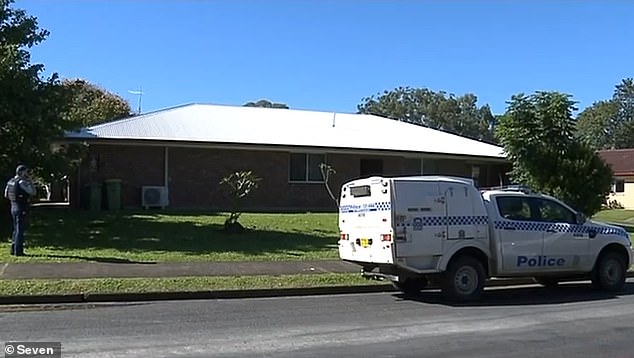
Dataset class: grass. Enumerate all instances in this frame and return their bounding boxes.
[0,209,369,298]
[0,273,381,296]
[1,207,632,264]
[592,209,634,224]
[593,209,634,237]
[0,208,340,263]
[1,208,633,298]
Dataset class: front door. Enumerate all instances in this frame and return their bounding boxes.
[536,198,590,271]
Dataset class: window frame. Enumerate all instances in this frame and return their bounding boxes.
[288,152,327,183]
[495,196,534,221]
[534,198,576,224]
[612,178,625,194]
[496,195,578,225]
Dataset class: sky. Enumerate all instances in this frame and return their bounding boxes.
[17,0,634,116]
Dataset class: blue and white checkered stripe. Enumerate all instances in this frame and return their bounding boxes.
[605,227,630,238]
[494,220,629,238]
[340,202,391,213]
[396,216,489,227]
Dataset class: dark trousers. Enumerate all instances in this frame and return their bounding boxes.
[10,209,27,255]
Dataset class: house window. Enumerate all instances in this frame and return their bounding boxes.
[289,153,325,182]
[612,179,625,193]
[360,159,383,177]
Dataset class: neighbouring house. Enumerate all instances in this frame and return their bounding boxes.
[599,149,634,209]
[62,103,509,211]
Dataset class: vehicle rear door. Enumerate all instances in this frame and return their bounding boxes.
[393,180,444,258]
[339,178,394,264]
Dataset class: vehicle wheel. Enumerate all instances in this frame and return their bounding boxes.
[591,252,626,292]
[534,277,559,288]
[442,256,486,302]
[392,277,428,295]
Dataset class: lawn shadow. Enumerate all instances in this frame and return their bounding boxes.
[38,254,157,264]
[24,207,337,258]
[394,282,634,307]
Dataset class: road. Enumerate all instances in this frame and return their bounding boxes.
[2,281,634,358]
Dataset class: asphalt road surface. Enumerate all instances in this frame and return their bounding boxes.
[2,281,634,358]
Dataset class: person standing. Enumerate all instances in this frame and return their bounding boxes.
[4,165,36,256]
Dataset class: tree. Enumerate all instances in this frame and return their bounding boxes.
[0,1,130,197]
[219,170,262,233]
[496,91,612,215]
[243,99,289,109]
[612,78,634,148]
[1,0,52,172]
[357,87,496,143]
[575,100,619,150]
[34,79,133,189]
[62,79,131,127]
[318,163,338,208]
[0,0,82,231]
[576,78,634,150]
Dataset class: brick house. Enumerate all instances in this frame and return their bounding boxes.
[599,149,634,209]
[63,103,509,211]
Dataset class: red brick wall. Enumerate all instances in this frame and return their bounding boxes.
[77,144,508,211]
[79,145,164,208]
[168,148,356,210]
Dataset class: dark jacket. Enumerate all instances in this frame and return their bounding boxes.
[4,176,33,212]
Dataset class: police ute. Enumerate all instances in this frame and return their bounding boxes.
[338,176,633,302]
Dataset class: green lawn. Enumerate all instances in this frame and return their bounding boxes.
[0,273,381,296]
[592,209,634,224]
[4,207,632,265]
[2,208,634,298]
[1,208,340,263]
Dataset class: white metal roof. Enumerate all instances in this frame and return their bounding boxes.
[64,103,505,159]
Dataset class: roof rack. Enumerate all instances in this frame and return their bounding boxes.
[482,184,533,194]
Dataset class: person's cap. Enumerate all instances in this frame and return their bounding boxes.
[15,165,28,174]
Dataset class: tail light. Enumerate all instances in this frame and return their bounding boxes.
[340,233,349,241]
[380,234,392,242]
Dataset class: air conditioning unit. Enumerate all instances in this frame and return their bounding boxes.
[141,186,168,209]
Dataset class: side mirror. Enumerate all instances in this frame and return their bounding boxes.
[576,212,587,225]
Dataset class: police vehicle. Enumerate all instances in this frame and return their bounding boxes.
[338,176,633,301]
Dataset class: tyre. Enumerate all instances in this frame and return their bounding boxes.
[392,277,428,295]
[591,252,627,292]
[534,277,560,288]
[441,256,486,302]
